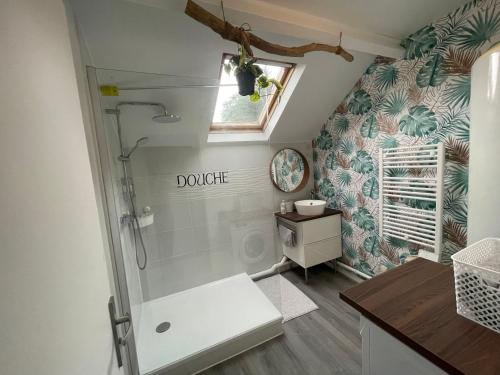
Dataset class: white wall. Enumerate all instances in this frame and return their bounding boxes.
[0,1,121,374]
[128,143,313,299]
[468,45,500,243]
[70,0,375,145]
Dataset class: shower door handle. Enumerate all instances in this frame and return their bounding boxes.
[108,296,131,368]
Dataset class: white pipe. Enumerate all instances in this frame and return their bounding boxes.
[335,261,372,280]
[250,256,291,280]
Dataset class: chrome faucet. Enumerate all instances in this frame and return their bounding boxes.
[310,190,315,199]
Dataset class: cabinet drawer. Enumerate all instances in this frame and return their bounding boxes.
[304,235,342,268]
[302,215,340,244]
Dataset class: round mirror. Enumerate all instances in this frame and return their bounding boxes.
[270,148,310,192]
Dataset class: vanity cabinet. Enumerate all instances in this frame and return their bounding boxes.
[340,258,500,375]
[275,208,342,280]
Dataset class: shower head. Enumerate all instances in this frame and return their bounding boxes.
[119,136,149,161]
[152,112,181,123]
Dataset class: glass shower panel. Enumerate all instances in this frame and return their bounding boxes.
[94,68,287,374]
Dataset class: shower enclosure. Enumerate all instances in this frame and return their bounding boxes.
[86,67,307,374]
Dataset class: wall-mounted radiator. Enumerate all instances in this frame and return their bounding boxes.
[379,143,444,262]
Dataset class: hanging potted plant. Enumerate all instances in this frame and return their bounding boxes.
[224,46,283,102]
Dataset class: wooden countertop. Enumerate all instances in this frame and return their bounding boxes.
[339,258,500,375]
[274,208,342,223]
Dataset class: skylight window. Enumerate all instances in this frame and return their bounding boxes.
[211,54,294,133]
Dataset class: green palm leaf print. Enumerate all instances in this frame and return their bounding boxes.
[457,7,500,50]
[416,54,446,87]
[360,115,379,138]
[342,191,357,209]
[335,116,349,134]
[319,179,335,198]
[375,65,399,90]
[350,150,374,174]
[364,236,381,256]
[339,138,354,155]
[325,152,336,169]
[362,177,379,199]
[444,75,471,107]
[316,129,333,150]
[399,105,438,137]
[344,241,358,259]
[353,207,375,231]
[382,90,407,116]
[380,136,399,149]
[342,220,353,237]
[401,25,438,59]
[446,164,468,194]
[348,90,372,115]
[337,170,352,187]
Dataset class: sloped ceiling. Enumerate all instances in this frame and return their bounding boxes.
[70,0,466,145]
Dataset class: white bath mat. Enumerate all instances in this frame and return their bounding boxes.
[256,274,318,322]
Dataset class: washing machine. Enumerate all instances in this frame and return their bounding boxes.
[230,217,278,275]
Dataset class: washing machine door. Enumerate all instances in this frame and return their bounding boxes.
[233,223,275,275]
[240,230,269,265]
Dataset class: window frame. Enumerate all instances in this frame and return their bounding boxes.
[210,53,295,133]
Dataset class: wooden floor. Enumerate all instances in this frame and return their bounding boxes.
[201,265,362,375]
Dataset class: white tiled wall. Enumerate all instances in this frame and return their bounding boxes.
[129,143,313,300]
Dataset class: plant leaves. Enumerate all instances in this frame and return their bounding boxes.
[401,25,438,59]
[357,261,374,276]
[350,150,374,174]
[342,220,353,237]
[347,89,372,115]
[382,90,407,116]
[364,236,380,256]
[315,129,333,150]
[416,54,446,87]
[444,75,471,107]
[380,136,398,149]
[342,192,357,209]
[457,7,500,50]
[337,170,352,187]
[360,115,379,138]
[335,116,349,134]
[362,177,379,199]
[339,138,354,155]
[399,105,438,137]
[364,63,378,75]
[375,65,398,90]
[352,207,375,231]
[325,152,336,169]
[446,164,468,194]
[319,179,335,198]
[443,47,480,74]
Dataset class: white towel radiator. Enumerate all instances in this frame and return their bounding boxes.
[379,143,445,262]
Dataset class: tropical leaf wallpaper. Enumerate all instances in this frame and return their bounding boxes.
[313,0,500,276]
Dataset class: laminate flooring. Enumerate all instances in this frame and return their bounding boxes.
[201,265,362,375]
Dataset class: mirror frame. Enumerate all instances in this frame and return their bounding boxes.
[269,148,310,193]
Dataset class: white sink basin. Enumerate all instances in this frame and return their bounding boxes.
[294,200,326,216]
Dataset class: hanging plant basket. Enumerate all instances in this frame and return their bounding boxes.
[236,70,256,96]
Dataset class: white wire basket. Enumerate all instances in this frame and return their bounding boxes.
[451,238,500,334]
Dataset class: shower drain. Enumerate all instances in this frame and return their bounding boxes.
[156,322,171,333]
